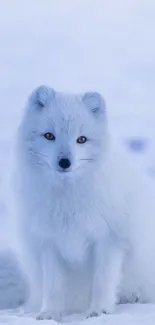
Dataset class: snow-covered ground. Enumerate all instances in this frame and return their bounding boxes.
[1,304,155,325]
[0,0,155,324]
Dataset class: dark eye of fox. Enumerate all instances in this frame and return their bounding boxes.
[44,132,55,140]
[77,136,87,144]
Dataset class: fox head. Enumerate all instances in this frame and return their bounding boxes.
[18,86,108,180]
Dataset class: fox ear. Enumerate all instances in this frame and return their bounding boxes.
[29,85,55,108]
[82,92,106,117]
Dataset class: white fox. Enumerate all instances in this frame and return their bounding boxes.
[13,86,155,321]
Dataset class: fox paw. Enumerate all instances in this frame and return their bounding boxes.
[36,310,61,322]
[86,311,100,318]
[85,304,114,319]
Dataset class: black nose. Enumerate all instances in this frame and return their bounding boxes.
[59,158,71,169]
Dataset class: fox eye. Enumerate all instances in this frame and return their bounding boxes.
[44,132,55,140]
[77,136,87,144]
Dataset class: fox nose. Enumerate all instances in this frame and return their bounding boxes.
[59,158,71,169]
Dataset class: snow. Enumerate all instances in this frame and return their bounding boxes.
[0,0,155,324]
[1,305,155,325]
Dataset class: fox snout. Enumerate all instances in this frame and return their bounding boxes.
[58,158,71,170]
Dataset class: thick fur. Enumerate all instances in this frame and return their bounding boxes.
[0,249,27,309]
[12,86,155,320]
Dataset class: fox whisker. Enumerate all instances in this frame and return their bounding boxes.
[80,158,94,161]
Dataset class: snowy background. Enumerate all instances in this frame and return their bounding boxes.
[0,0,155,324]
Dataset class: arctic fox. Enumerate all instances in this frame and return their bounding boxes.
[14,86,155,321]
